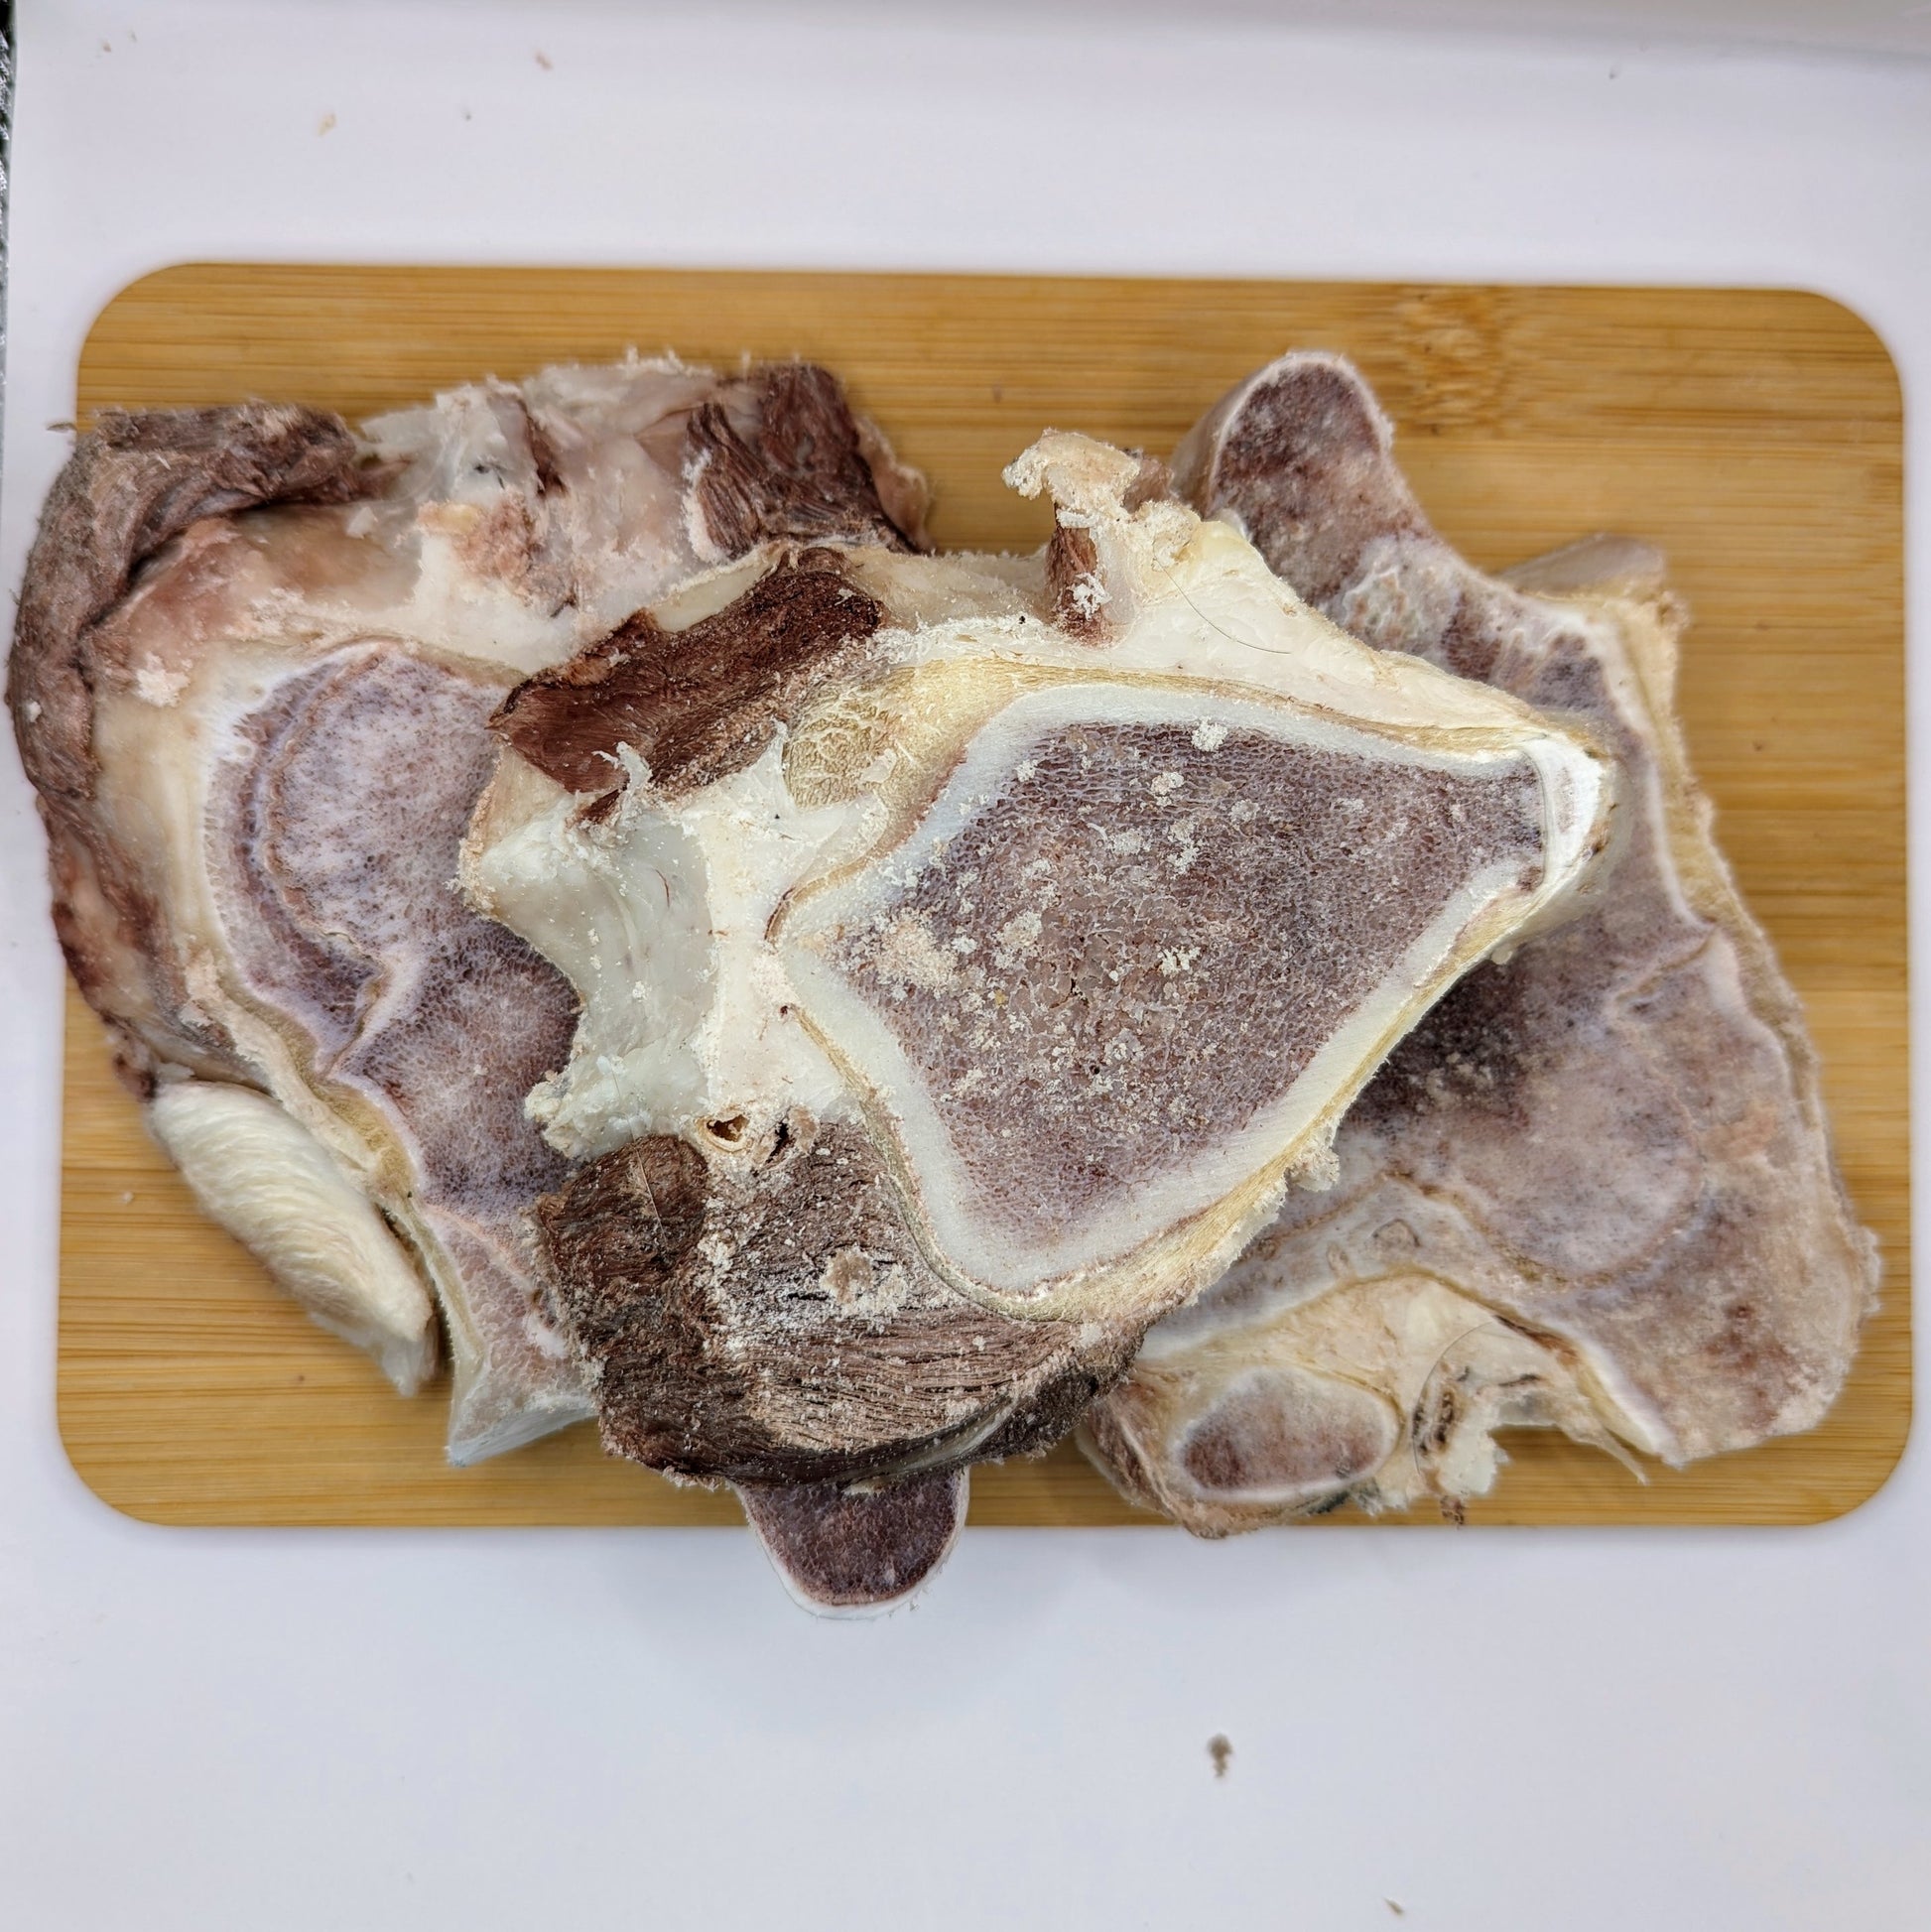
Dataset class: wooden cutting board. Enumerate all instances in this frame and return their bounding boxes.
[57,265,1907,1528]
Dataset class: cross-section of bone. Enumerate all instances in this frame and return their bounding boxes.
[1081,354,1878,1533]
[468,428,1611,1496]
[738,1468,967,1616]
[10,357,1610,1608]
[10,361,924,1465]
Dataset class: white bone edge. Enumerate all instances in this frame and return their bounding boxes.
[146,1080,438,1395]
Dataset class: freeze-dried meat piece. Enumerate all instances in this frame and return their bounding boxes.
[533,1119,1139,1487]
[469,427,1611,1502]
[1082,354,1877,1533]
[492,552,887,802]
[10,357,919,1464]
[13,352,1647,1610]
[685,361,927,559]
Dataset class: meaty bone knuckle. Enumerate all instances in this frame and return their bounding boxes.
[13,357,922,1478]
[1083,353,1878,1536]
[469,423,1611,1493]
[12,354,1636,1600]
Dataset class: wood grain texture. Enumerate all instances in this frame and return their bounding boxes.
[58,264,1907,1529]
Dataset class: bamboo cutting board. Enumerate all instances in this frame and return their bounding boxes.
[57,265,1907,1528]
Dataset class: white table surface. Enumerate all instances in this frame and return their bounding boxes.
[3,5,1926,1927]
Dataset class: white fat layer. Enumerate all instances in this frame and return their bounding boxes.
[147,1080,437,1394]
[396,519,575,672]
[466,742,873,1161]
[361,355,730,643]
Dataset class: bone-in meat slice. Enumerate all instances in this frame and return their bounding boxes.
[8,358,1617,1610]
[10,360,925,1466]
[1082,355,1877,1532]
[466,428,1612,1507]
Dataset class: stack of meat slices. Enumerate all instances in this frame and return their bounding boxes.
[9,348,1873,1610]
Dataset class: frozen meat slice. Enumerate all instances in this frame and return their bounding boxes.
[468,429,1612,1495]
[10,361,923,1462]
[1082,354,1877,1533]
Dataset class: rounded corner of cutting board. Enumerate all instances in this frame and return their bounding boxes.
[1787,1378,1916,1527]
[53,1392,187,1530]
[77,262,226,403]
[54,265,1909,1532]
[84,258,203,323]
[1767,285,1906,409]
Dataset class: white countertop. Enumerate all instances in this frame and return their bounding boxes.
[3,5,1926,1927]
